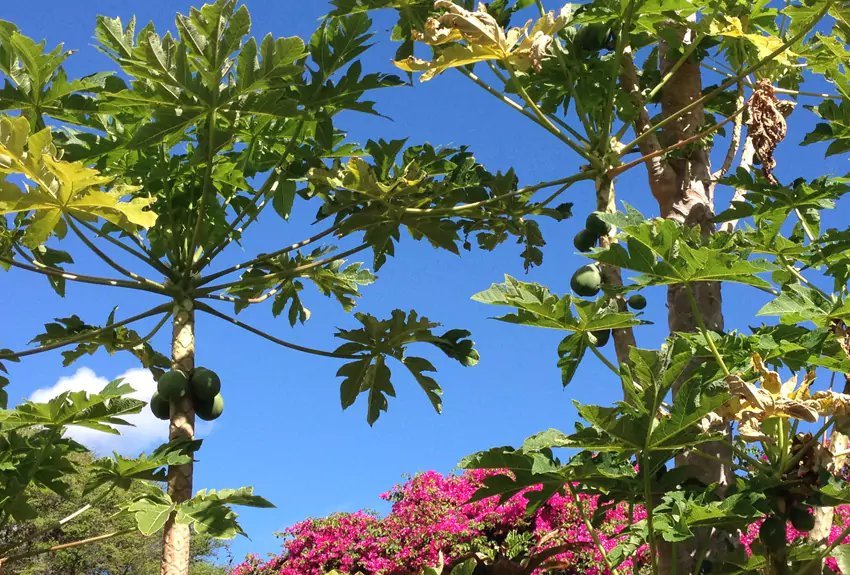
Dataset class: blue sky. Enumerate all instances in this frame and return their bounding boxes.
[1,0,847,566]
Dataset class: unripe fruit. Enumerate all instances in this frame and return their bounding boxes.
[196,393,225,421]
[759,516,786,550]
[190,367,221,401]
[150,392,170,421]
[157,370,188,401]
[571,264,602,297]
[573,229,597,252]
[586,212,612,237]
[591,329,610,347]
[628,294,647,310]
[789,505,815,532]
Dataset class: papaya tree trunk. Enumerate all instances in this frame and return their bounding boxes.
[596,176,636,366]
[161,298,195,575]
[809,368,850,573]
[622,24,734,574]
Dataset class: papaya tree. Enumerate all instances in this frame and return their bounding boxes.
[0,2,580,574]
[329,0,850,573]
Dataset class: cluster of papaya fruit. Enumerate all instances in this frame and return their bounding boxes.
[150,367,224,421]
[571,212,648,308]
[571,212,646,347]
[759,504,816,549]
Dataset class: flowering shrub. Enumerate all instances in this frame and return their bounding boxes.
[232,469,645,575]
[233,469,850,575]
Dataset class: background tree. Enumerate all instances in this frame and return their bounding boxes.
[3,452,229,575]
[0,1,577,573]
[0,376,259,573]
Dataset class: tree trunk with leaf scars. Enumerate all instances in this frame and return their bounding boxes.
[161,299,195,575]
[809,327,850,574]
[625,28,734,575]
[596,176,636,366]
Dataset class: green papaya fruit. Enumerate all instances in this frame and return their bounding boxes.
[789,505,815,532]
[759,516,786,550]
[571,264,602,297]
[150,392,170,421]
[585,212,612,236]
[157,370,188,401]
[573,229,597,252]
[591,329,610,347]
[196,393,224,421]
[190,367,221,401]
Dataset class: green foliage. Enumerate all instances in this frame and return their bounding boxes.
[472,275,640,384]
[1,451,228,575]
[334,310,479,424]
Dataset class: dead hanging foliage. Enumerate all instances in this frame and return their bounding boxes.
[747,79,792,185]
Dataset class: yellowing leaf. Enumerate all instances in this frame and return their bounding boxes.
[0,116,157,247]
[710,17,793,67]
[396,44,506,82]
[397,1,574,81]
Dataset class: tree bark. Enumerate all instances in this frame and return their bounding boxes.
[596,176,636,366]
[160,298,195,575]
[622,26,735,574]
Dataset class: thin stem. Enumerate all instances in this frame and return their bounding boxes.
[404,172,593,215]
[199,243,370,295]
[140,309,173,342]
[800,519,850,575]
[609,104,747,175]
[621,1,831,155]
[73,217,170,277]
[2,253,168,296]
[644,14,715,105]
[700,62,839,100]
[684,284,731,376]
[67,218,164,289]
[0,529,134,565]
[642,454,659,575]
[458,67,566,136]
[711,81,745,182]
[197,121,306,271]
[784,417,833,472]
[533,0,545,17]
[589,342,621,376]
[503,63,590,159]
[599,0,635,152]
[795,208,818,243]
[195,302,358,359]
[0,304,171,361]
[189,107,218,271]
[565,482,618,574]
[197,224,341,287]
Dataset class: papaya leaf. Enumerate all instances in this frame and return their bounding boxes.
[0,116,156,247]
[334,309,478,423]
[589,206,775,289]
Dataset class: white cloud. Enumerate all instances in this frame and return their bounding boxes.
[30,367,213,456]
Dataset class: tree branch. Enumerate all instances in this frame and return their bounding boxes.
[199,243,370,295]
[402,172,593,215]
[607,103,746,179]
[2,253,169,296]
[0,529,134,566]
[195,302,358,359]
[0,304,171,361]
[197,224,341,287]
[66,218,164,289]
[73,217,171,277]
